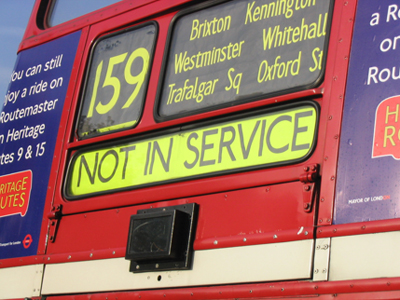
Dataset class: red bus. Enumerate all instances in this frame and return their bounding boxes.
[2,0,400,299]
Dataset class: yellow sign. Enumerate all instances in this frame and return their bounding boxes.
[66,105,317,198]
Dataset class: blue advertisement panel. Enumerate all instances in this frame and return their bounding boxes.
[0,31,80,259]
[335,1,400,224]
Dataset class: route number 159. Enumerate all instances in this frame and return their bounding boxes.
[77,24,156,138]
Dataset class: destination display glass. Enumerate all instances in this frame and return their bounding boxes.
[158,0,333,118]
[77,23,157,139]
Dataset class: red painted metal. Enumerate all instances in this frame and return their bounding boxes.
[46,182,314,259]
[317,218,400,238]
[317,0,357,226]
[40,278,400,300]
[9,0,400,299]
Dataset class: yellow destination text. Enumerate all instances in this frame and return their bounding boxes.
[258,51,301,82]
[167,77,219,104]
[245,0,316,24]
[263,13,327,50]
[67,106,317,197]
[190,16,231,40]
[174,41,245,74]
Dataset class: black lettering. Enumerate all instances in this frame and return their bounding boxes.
[120,146,136,179]
[218,126,236,163]
[238,120,260,159]
[292,110,313,151]
[149,138,174,174]
[77,153,98,186]
[258,120,266,156]
[200,129,218,166]
[184,132,200,169]
[144,142,151,175]
[98,150,118,183]
[267,115,292,153]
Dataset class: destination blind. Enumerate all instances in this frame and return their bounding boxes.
[66,104,317,198]
[158,0,332,118]
[77,24,156,138]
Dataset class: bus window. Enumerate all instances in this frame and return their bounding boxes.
[157,0,333,119]
[76,23,157,139]
[47,0,122,26]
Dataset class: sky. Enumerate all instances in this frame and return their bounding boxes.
[0,0,121,101]
[0,1,36,99]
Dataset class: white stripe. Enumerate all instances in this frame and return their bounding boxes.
[330,231,400,281]
[42,240,313,295]
[0,264,43,299]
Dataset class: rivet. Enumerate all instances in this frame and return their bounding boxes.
[213,240,218,245]
[90,253,93,257]
[243,238,247,242]
[305,231,308,235]
[273,235,278,239]
[155,264,159,268]
[315,269,319,273]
